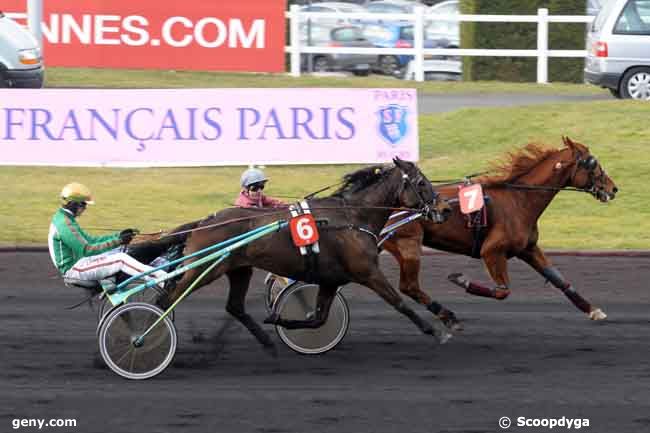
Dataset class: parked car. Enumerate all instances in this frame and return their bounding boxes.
[299,2,366,28]
[362,22,439,75]
[588,0,603,16]
[301,25,378,75]
[425,0,460,48]
[584,0,650,99]
[366,0,417,22]
[0,11,43,88]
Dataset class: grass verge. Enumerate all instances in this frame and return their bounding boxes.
[2,100,647,249]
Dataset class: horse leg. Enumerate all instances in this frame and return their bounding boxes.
[518,245,606,320]
[385,238,462,331]
[360,269,452,343]
[448,247,511,300]
[225,267,278,356]
[264,284,337,329]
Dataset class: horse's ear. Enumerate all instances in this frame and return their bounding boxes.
[563,136,575,148]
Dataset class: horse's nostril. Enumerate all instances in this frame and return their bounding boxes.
[613,187,618,194]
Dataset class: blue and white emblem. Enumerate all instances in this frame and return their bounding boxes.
[377,104,409,146]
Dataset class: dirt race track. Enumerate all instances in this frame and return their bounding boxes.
[1,251,649,433]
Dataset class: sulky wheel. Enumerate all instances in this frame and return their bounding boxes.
[274,283,349,355]
[97,285,173,325]
[98,302,177,380]
[264,273,293,313]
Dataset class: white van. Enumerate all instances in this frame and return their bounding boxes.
[584,0,650,99]
[0,11,43,88]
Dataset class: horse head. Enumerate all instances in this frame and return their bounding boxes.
[392,157,451,223]
[562,137,618,203]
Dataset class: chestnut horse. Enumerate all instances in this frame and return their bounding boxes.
[381,137,618,330]
[145,159,452,354]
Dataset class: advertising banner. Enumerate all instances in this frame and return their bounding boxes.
[0,88,419,167]
[4,0,286,72]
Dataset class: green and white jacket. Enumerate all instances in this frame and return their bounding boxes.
[48,208,121,275]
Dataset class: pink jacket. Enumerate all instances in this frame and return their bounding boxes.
[235,190,287,208]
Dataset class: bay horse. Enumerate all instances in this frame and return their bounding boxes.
[381,137,618,330]
[145,158,452,354]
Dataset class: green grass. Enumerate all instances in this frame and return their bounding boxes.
[2,99,648,249]
[45,67,606,95]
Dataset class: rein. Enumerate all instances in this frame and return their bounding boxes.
[500,184,595,193]
[160,204,430,238]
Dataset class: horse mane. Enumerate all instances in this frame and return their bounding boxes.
[480,143,561,186]
[331,164,393,197]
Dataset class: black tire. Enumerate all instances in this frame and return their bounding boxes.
[352,69,370,77]
[274,283,350,355]
[379,56,400,76]
[620,67,650,100]
[98,303,177,380]
[609,87,622,99]
[313,56,330,73]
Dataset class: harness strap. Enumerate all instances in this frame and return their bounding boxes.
[356,227,379,244]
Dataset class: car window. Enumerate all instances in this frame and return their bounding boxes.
[592,0,621,31]
[362,25,396,42]
[614,0,650,34]
[368,4,406,13]
[332,27,365,41]
[304,6,329,12]
[400,26,414,40]
[302,25,333,44]
[339,5,365,13]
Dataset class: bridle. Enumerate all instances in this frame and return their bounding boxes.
[502,150,610,199]
[396,166,446,223]
[570,152,608,199]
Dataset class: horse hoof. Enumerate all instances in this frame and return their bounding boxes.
[589,308,607,321]
[437,331,453,345]
[264,344,279,358]
[439,313,463,331]
[449,322,464,332]
[447,273,468,288]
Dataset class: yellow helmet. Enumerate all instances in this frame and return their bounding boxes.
[61,183,95,204]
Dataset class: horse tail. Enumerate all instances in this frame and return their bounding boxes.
[128,220,200,263]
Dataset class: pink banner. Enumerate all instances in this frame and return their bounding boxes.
[0,89,419,167]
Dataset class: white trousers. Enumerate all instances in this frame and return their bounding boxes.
[64,248,167,286]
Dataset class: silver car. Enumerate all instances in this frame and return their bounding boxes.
[585,0,650,99]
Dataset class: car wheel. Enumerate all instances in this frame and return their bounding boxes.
[379,56,399,76]
[352,69,370,77]
[609,87,622,99]
[313,56,330,73]
[620,67,650,100]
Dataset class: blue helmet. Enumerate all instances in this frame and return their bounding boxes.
[240,168,268,188]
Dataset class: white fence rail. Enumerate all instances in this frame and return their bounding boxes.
[285,6,594,83]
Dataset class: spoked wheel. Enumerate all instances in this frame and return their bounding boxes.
[274,283,349,355]
[98,302,177,380]
[97,285,173,324]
